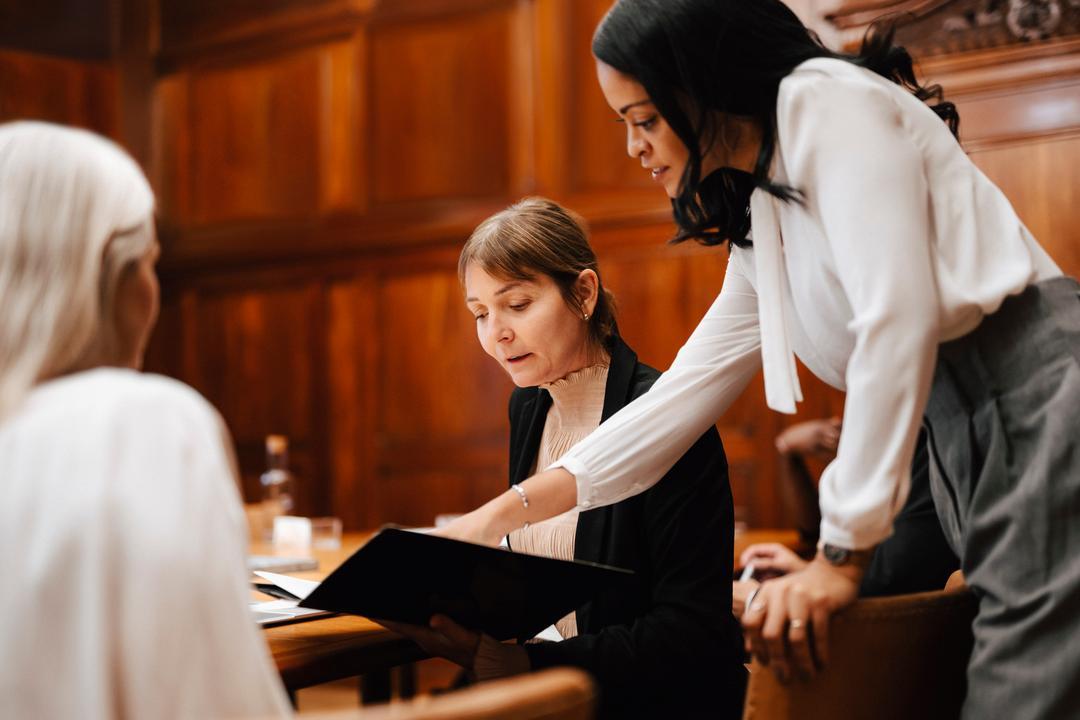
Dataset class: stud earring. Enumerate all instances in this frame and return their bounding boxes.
[583,313,590,321]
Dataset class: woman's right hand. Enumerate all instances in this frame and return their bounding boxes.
[433,507,504,546]
[739,542,809,576]
[775,417,841,458]
[433,468,580,546]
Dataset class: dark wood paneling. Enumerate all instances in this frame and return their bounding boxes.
[970,134,1080,274]
[187,48,323,223]
[0,49,117,134]
[158,0,366,64]
[325,277,380,529]
[369,8,514,204]
[134,0,1080,534]
[0,0,113,60]
[185,284,327,513]
[568,0,655,194]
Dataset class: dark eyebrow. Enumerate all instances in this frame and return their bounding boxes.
[618,99,652,115]
[465,282,525,304]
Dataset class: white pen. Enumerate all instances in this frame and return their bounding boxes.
[739,562,755,583]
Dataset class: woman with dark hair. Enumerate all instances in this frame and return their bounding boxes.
[440,2,1079,717]
[392,197,745,719]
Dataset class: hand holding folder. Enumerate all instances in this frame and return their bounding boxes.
[299,527,634,641]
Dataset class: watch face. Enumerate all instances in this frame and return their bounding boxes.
[823,544,851,565]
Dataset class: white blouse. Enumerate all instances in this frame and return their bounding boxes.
[553,58,1061,551]
[0,369,292,719]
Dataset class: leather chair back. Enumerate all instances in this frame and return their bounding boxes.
[742,590,977,720]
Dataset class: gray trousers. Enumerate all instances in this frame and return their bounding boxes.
[924,276,1080,720]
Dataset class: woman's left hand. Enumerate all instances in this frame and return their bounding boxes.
[741,554,863,683]
[378,614,481,669]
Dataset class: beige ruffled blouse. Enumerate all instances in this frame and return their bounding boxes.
[474,362,610,680]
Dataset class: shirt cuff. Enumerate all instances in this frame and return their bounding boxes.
[545,456,596,509]
[818,516,891,551]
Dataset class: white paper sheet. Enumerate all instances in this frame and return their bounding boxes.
[534,624,564,643]
[253,570,321,600]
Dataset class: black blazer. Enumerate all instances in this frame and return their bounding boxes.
[509,337,745,719]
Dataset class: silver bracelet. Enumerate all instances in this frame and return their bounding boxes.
[510,484,530,531]
[510,483,529,508]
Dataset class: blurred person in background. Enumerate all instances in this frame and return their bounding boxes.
[733,418,958,620]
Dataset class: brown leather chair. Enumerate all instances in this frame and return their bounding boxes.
[742,589,977,720]
[298,667,595,720]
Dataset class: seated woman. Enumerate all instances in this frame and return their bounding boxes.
[0,122,291,719]
[393,198,745,718]
[732,419,960,617]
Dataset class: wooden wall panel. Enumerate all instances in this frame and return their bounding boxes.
[320,37,367,213]
[325,277,379,529]
[568,0,655,195]
[0,0,113,59]
[970,134,1080,276]
[0,49,117,134]
[186,48,324,223]
[370,8,514,204]
[187,284,327,513]
[160,0,347,52]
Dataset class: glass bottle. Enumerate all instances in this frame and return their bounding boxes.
[259,434,295,542]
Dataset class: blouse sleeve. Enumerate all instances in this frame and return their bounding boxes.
[551,254,762,509]
[777,69,941,550]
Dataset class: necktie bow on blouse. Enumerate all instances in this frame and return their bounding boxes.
[750,187,803,414]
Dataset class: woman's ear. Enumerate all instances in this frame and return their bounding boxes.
[576,269,600,318]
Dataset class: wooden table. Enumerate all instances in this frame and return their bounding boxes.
[256,526,801,697]
[255,532,426,698]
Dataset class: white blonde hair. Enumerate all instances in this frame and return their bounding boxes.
[0,121,155,419]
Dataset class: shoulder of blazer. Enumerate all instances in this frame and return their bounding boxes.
[628,361,660,401]
[602,335,654,420]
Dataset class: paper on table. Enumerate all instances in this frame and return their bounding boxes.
[534,624,563,643]
[254,570,321,600]
[250,598,331,626]
[250,576,331,627]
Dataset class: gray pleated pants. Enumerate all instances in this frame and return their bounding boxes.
[924,276,1080,720]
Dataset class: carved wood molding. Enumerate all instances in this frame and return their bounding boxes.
[827,0,1080,55]
[827,0,954,29]
[157,0,518,73]
[156,189,673,275]
[157,1,371,73]
[920,34,1080,92]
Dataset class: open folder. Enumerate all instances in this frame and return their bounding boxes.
[298,527,634,642]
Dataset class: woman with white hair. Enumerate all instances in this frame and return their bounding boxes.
[0,121,291,719]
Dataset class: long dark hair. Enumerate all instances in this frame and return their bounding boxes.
[592,0,959,247]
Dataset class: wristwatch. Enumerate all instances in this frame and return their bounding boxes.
[821,543,853,566]
[819,542,874,567]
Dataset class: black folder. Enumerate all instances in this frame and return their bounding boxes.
[298,527,634,641]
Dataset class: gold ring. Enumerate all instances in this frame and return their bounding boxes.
[789,619,805,630]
